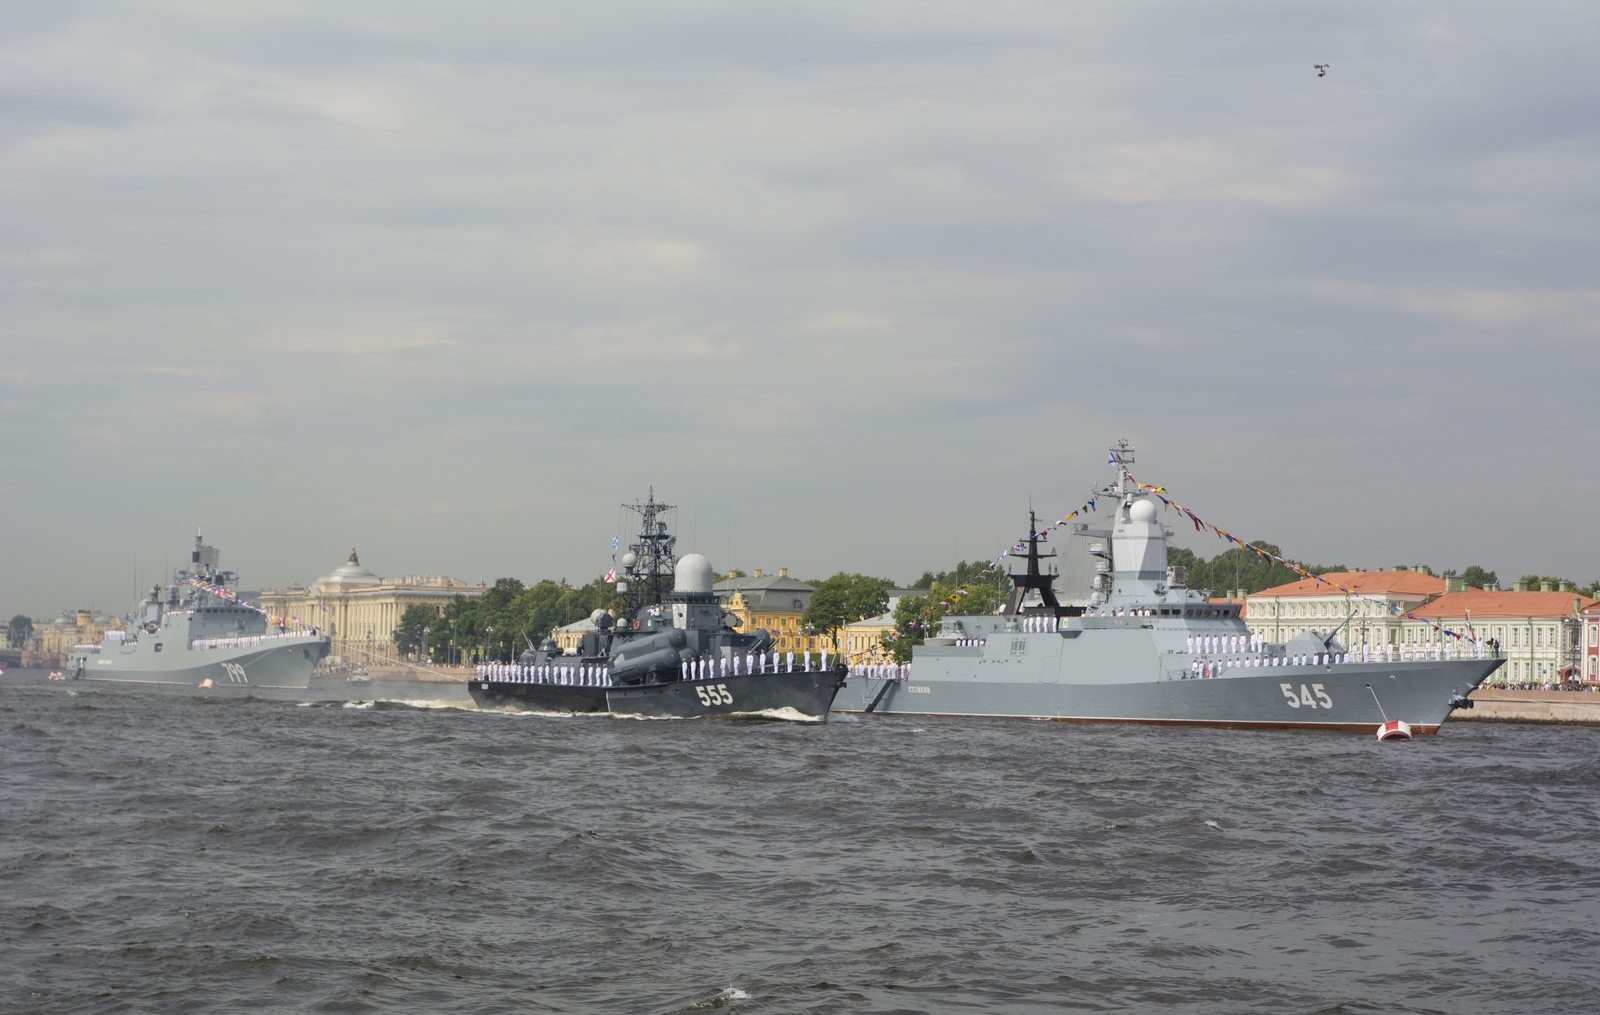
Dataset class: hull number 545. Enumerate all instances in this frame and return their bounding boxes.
[1280,683,1332,709]
[695,683,734,707]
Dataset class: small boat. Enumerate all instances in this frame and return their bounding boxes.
[346,668,373,687]
[197,678,216,689]
[48,671,67,681]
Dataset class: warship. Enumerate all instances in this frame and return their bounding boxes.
[838,443,1502,733]
[468,494,845,720]
[67,532,329,689]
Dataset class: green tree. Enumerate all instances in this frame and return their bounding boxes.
[1174,541,1344,596]
[7,614,32,648]
[392,604,439,658]
[885,564,1012,663]
[1518,574,1574,591]
[803,573,893,648]
[1461,566,1498,589]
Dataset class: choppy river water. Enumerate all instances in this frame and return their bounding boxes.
[2,671,1596,1014]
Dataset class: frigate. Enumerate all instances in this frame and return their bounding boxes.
[67,532,329,689]
[838,443,1501,733]
[468,494,845,720]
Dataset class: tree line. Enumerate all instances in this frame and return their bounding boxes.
[382,552,1598,666]
[392,577,622,663]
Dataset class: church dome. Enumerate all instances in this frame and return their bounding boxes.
[316,548,382,587]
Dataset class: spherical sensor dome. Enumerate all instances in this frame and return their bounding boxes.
[674,553,714,593]
[1129,498,1158,524]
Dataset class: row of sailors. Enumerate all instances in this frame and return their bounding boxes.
[1189,634,1265,654]
[191,632,315,650]
[853,663,910,680]
[1016,616,1060,632]
[953,638,986,647]
[1085,607,1156,617]
[1191,654,1346,677]
[1186,639,1485,678]
[476,662,613,686]
[680,650,833,680]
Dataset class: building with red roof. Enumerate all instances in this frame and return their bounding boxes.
[1245,570,1445,659]
[1409,589,1596,685]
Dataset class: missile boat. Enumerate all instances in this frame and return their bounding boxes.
[468,494,845,720]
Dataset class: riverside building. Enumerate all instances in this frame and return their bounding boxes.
[259,550,486,666]
[1407,589,1596,686]
[1245,570,1445,655]
[713,569,823,655]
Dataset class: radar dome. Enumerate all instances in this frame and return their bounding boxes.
[674,553,714,594]
[590,608,614,629]
[1129,498,1158,524]
[620,551,638,569]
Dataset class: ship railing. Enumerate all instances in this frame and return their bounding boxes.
[1182,638,1484,678]
[190,630,321,651]
[477,662,614,687]
[851,662,910,680]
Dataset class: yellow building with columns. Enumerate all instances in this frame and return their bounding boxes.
[259,550,485,666]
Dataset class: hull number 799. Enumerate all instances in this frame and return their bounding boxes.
[1280,683,1332,709]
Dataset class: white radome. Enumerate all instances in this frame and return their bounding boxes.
[1130,498,1158,524]
[674,553,714,594]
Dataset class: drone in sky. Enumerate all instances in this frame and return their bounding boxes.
[1314,64,1330,77]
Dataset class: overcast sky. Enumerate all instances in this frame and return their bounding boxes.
[2,2,1596,618]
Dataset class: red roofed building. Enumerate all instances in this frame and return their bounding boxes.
[1245,570,1446,657]
[1409,590,1596,686]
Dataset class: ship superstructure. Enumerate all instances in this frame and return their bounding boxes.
[839,444,1500,732]
[468,492,845,719]
[68,532,329,689]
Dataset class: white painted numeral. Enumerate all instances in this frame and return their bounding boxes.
[222,662,248,683]
[695,683,734,707]
[1282,682,1334,709]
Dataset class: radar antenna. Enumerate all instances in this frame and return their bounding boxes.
[618,489,677,615]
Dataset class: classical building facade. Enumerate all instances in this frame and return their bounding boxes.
[1245,570,1445,654]
[844,613,896,663]
[24,609,126,667]
[713,569,824,655]
[258,550,485,666]
[841,590,937,664]
[1407,590,1597,686]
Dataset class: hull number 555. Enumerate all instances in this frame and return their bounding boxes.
[695,683,734,706]
[1280,683,1332,709]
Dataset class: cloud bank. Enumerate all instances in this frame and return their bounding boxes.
[2,2,1596,615]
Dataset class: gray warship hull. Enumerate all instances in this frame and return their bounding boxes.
[68,532,331,691]
[468,668,845,720]
[866,441,1504,734]
[76,634,328,690]
[606,668,844,720]
[837,653,1500,733]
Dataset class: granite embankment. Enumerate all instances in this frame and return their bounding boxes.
[1462,687,1600,724]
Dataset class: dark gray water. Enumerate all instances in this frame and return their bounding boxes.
[3,671,1597,1014]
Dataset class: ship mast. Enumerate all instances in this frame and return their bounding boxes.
[618,489,676,615]
[1109,437,1136,502]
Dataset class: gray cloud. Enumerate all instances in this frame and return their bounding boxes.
[2,1,1596,617]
